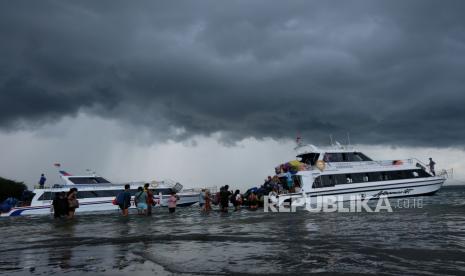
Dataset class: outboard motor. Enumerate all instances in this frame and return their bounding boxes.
[173,182,183,193]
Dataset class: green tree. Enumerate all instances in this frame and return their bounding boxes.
[0,177,27,202]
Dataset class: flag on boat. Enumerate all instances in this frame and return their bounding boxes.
[54,163,61,167]
[59,170,72,176]
[296,135,302,145]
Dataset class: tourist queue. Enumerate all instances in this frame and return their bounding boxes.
[51,183,180,218]
[50,182,266,218]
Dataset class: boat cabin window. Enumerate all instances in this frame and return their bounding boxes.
[324,153,343,162]
[350,152,372,161]
[312,175,336,188]
[153,188,173,195]
[297,153,320,166]
[351,173,364,183]
[412,169,430,178]
[323,152,372,162]
[78,191,100,198]
[68,177,111,184]
[382,172,389,181]
[367,172,383,182]
[37,189,143,200]
[97,190,120,197]
[311,169,432,189]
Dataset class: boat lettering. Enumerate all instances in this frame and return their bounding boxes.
[372,189,414,198]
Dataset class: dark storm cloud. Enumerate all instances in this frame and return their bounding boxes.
[1,0,465,146]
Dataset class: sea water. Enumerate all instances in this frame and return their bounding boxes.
[1,185,465,275]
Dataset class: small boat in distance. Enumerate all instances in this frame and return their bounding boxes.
[2,170,200,217]
[272,143,451,203]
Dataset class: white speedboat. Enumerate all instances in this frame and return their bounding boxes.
[2,170,200,217]
[273,144,450,202]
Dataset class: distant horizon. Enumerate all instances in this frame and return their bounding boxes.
[1,138,463,191]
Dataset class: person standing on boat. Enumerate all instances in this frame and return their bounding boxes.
[168,191,179,213]
[429,158,436,176]
[144,183,154,215]
[39,174,46,189]
[285,171,293,192]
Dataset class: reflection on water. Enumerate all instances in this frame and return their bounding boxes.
[1,186,465,275]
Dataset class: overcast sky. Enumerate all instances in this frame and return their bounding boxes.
[1,1,464,189]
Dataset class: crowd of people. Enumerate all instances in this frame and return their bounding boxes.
[192,161,304,214]
[51,187,79,219]
[50,173,299,218]
[198,183,267,213]
[114,183,180,217]
[50,183,181,218]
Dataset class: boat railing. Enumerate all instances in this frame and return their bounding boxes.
[323,158,419,170]
[34,183,131,191]
[321,158,451,178]
[33,185,47,189]
[182,186,218,194]
[438,168,454,179]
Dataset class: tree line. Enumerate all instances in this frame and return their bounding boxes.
[0,177,27,202]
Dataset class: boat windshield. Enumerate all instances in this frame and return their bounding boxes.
[297,153,320,166]
[68,177,111,184]
[323,152,372,162]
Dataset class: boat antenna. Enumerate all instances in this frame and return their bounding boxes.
[294,133,305,150]
[86,168,97,176]
[329,134,334,146]
[53,163,68,186]
[347,132,351,148]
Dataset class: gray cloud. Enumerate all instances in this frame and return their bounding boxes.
[1,0,465,146]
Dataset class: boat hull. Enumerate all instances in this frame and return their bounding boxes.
[1,194,200,217]
[286,177,445,202]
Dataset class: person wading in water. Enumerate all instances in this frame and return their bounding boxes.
[116,184,132,216]
[144,183,154,215]
[219,185,231,213]
[67,188,79,218]
[168,191,179,213]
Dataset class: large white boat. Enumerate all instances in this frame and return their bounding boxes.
[273,144,450,202]
[2,170,200,217]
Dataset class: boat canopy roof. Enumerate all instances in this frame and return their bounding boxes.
[295,144,360,155]
[295,144,372,165]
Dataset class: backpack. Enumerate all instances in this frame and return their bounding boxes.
[135,192,143,206]
[230,194,236,204]
[116,192,125,205]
